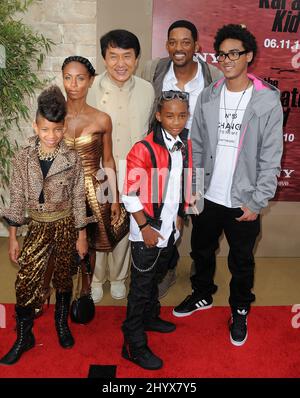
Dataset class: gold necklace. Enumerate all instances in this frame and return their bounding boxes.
[37,141,60,161]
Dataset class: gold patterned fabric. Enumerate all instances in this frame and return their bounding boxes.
[16,215,77,308]
[64,133,113,252]
[28,208,72,223]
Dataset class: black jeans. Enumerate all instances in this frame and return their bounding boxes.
[122,233,175,346]
[190,199,260,310]
[164,245,179,271]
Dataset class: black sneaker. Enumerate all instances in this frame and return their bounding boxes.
[122,343,163,370]
[229,308,248,346]
[172,294,213,317]
[144,317,176,333]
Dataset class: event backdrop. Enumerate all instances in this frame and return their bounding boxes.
[152,0,300,201]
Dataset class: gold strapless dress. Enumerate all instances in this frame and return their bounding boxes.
[64,132,114,252]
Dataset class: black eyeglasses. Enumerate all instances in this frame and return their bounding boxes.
[161,90,189,101]
[215,50,248,62]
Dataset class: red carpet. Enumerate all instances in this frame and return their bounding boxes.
[0,305,299,378]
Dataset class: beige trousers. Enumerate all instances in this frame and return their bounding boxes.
[92,233,131,285]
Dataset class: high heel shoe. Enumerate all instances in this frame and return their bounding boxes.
[35,287,54,318]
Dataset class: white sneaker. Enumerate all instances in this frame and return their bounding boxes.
[91,283,103,303]
[110,281,126,300]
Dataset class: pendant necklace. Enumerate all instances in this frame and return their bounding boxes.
[223,80,251,135]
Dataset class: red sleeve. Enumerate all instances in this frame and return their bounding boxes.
[123,143,150,196]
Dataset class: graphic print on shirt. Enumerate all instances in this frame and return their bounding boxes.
[205,85,253,208]
[218,85,252,149]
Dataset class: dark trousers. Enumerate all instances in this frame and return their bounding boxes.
[122,232,175,346]
[190,199,260,310]
[164,245,179,271]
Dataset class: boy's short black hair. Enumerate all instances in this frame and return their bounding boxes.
[100,29,140,58]
[36,85,66,123]
[168,20,198,41]
[157,90,189,112]
[214,24,257,65]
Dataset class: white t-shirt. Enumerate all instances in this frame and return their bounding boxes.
[162,59,204,130]
[205,84,253,208]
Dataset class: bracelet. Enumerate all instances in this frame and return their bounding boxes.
[138,221,149,231]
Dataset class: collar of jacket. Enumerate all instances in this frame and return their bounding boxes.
[156,55,213,87]
[211,73,280,117]
[24,136,75,179]
[152,124,189,149]
[97,71,135,92]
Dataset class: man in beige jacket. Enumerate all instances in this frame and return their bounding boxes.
[87,29,154,302]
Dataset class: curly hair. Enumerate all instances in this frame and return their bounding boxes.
[36,85,66,123]
[61,55,96,76]
[214,24,257,65]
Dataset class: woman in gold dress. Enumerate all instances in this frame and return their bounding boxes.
[62,56,120,294]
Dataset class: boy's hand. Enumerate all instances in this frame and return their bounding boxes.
[76,236,88,259]
[141,225,164,248]
[110,202,121,225]
[189,193,201,215]
[176,216,184,233]
[235,206,258,222]
[9,238,20,263]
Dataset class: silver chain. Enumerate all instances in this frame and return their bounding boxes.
[132,248,162,273]
[223,80,251,134]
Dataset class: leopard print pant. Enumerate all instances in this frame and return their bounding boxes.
[15,215,77,308]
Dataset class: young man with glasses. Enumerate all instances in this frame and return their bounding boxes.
[173,24,283,347]
[142,20,223,298]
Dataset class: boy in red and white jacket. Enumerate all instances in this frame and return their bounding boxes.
[121,91,192,370]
